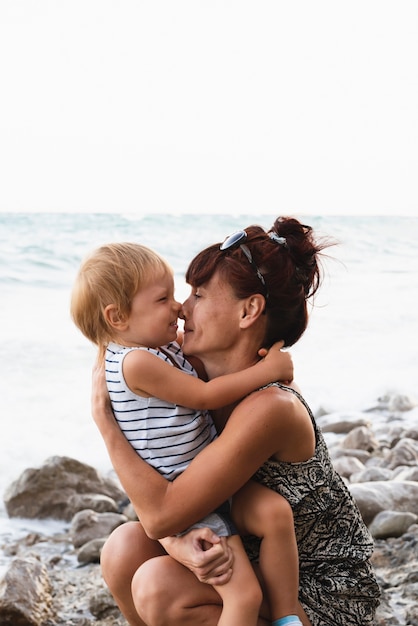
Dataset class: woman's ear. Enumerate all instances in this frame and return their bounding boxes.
[239,294,266,328]
[104,304,128,330]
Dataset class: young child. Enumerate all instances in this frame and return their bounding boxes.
[71,242,302,626]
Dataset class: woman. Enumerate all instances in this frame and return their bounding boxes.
[92,216,380,626]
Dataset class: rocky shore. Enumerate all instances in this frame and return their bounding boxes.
[1,391,418,625]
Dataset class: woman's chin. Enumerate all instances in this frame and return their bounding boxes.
[181,333,194,355]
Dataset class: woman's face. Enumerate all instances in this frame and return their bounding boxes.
[181,272,243,364]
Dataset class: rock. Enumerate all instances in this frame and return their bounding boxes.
[70,509,128,548]
[0,555,55,625]
[373,423,406,449]
[377,392,417,413]
[89,587,122,620]
[3,456,126,520]
[372,524,418,625]
[332,455,365,478]
[331,447,371,464]
[77,537,107,564]
[68,492,120,515]
[369,510,418,539]
[393,466,418,481]
[381,438,418,470]
[316,411,371,434]
[349,480,418,525]
[403,425,418,441]
[45,558,126,625]
[122,500,139,521]
[350,466,394,483]
[341,425,379,452]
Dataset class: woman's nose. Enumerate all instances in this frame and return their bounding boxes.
[179,297,190,320]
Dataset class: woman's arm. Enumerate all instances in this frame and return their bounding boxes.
[123,341,292,410]
[93,364,288,539]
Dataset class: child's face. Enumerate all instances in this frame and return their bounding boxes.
[122,272,182,348]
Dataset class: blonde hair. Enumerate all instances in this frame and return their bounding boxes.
[71,242,172,359]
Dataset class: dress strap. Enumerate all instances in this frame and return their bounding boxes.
[158,346,181,369]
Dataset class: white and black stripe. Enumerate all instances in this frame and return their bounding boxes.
[105,342,217,480]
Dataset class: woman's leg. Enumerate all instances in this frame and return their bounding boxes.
[132,553,270,626]
[100,521,165,626]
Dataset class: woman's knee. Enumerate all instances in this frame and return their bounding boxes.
[101,521,161,591]
[101,522,136,587]
[132,556,220,626]
[132,556,178,625]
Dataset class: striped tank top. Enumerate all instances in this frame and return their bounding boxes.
[105,341,218,480]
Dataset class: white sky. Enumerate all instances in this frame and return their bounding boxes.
[0,1,417,216]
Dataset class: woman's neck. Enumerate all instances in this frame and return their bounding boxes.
[203,349,260,381]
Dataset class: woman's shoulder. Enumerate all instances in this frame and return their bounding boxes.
[229,382,303,428]
[247,381,304,410]
[219,382,312,463]
[238,381,313,431]
[239,383,316,462]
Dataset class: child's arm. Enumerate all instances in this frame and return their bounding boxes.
[122,341,293,410]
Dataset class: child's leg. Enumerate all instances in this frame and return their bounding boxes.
[213,534,262,626]
[232,480,301,624]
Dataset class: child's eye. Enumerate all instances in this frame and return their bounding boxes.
[193,291,201,299]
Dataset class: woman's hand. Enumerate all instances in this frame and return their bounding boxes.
[159,529,234,586]
[91,357,115,433]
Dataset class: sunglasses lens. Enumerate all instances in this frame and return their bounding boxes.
[219,230,268,299]
[220,230,247,251]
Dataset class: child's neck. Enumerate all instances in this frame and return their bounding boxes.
[111,337,147,349]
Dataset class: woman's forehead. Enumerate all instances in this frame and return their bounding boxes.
[197,273,236,297]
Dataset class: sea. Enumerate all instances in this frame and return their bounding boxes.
[1,212,417,542]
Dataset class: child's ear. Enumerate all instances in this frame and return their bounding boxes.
[104,304,128,330]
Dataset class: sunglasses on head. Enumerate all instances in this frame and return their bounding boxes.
[220,230,268,299]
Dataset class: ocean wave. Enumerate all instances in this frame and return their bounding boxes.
[1,212,417,288]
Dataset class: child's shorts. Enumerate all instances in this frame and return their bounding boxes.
[179,500,237,537]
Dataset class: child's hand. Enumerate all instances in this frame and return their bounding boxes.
[258,341,294,383]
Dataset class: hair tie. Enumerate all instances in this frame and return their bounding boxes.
[269,232,287,247]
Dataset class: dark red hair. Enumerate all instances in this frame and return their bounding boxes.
[185,216,333,348]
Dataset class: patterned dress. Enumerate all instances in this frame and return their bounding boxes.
[243,383,381,626]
